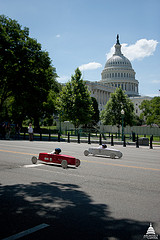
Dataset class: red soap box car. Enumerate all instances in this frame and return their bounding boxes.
[31,151,80,169]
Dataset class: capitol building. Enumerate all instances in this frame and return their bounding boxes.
[86,35,151,114]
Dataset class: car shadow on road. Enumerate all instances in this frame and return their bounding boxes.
[0,182,149,240]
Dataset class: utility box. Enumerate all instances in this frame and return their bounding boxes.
[138,137,149,146]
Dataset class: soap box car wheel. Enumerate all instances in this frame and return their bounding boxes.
[31,156,37,164]
[84,150,89,156]
[61,160,68,169]
[110,153,115,159]
[75,159,80,167]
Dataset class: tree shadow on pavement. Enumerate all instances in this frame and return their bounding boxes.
[0,182,148,240]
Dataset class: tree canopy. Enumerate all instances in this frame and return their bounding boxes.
[100,87,134,128]
[139,96,160,127]
[56,68,94,128]
[0,15,59,127]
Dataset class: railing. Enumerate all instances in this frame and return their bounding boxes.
[0,127,158,149]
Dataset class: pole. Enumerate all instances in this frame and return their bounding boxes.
[59,112,61,136]
[58,132,60,142]
[136,134,139,148]
[40,130,42,141]
[78,132,80,144]
[88,133,91,144]
[123,135,126,147]
[150,135,153,149]
[121,115,124,141]
[111,134,114,146]
[99,133,102,145]
[68,132,70,143]
[48,129,51,141]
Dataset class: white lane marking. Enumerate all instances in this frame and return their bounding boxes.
[32,167,85,178]
[2,223,49,240]
[23,164,43,168]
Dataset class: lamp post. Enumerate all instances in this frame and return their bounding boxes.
[121,109,125,141]
[59,111,62,135]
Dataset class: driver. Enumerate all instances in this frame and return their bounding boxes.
[50,148,61,154]
[99,144,107,149]
[54,148,61,154]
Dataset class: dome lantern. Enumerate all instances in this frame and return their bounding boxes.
[114,34,123,56]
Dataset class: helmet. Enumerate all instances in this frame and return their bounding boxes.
[55,148,61,154]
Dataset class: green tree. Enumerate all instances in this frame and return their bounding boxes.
[140,97,160,126]
[56,68,94,128]
[100,87,134,130]
[0,15,59,127]
[85,97,99,127]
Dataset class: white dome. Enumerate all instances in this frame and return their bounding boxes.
[146,223,156,235]
[100,35,139,97]
[105,54,132,69]
[105,36,132,69]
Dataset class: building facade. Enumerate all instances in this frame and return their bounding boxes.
[85,80,115,112]
[130,96,152,116]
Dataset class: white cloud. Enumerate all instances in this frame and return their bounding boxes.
[57,75,69,83]
[79,62,102,71]
[56,34,61,38]
[106,39,158,61]
[144,93,160,97]
[152,79,160,84]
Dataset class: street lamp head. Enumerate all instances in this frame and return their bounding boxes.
[121,109,125,115]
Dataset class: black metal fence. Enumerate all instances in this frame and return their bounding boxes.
[0,126,155,148]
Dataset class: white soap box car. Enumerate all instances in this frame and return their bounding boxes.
[84,147,123,159]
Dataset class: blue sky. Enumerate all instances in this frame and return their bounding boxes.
[1,0,160,97]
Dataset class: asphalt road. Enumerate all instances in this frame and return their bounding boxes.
[0,140,160,240]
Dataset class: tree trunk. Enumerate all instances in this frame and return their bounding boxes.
[34,117,40,130]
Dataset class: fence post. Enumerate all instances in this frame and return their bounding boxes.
[58,132,60,142]
[48,129,51,141]
[150,135,153,149]
[99,133,102,145]
[136,134,139,148]
[23,131,26,140]
[111,134,114,146]
[78,132,80,144]
[88,133,91,144]
[123,135,126,147]
[68,132,70,143]
[40,131,42,141]
[132,132,135,142]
